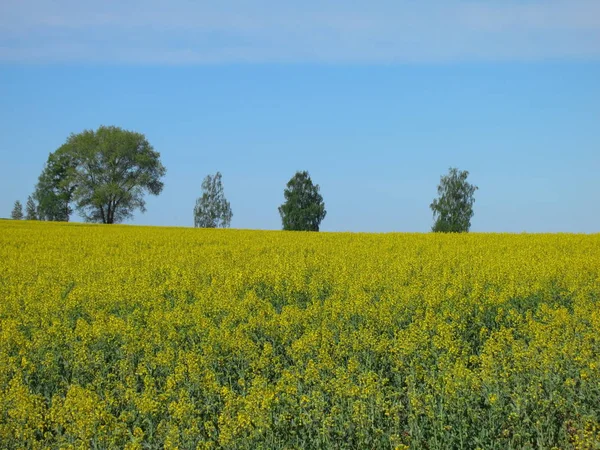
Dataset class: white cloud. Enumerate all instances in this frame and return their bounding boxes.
[1,0,599,63]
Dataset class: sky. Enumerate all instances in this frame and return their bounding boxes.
[1,0,599,232]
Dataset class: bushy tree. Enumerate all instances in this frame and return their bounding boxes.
[194,172,233,228]
[35,144,82,222]
[430,167,478,233]
[35,126,166,224]
[279,171,326,231]
[25,196,38,220]
[11,200,23,220]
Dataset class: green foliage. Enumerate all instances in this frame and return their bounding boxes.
[278,171,326,231]
[430,167,478,233]
[25,196,38,221]
[10,200,23,220]
[193,172,233,228]
[35,126,166,224]
[34,147,79,222]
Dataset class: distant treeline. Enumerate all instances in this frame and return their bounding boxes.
[11,126,477,232]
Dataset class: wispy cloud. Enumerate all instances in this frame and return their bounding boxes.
[1,0,599,63]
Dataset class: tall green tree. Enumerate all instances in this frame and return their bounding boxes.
[279,171,326,231]
[34,148,77,221]
[194,172,233,228]
[35,126,166,224]
[430,167,478,233]
[11,200,23,220]
[25,196,38,220]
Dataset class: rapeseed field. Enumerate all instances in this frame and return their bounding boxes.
[1,220,599,449]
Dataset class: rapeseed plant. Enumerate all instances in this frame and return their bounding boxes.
[0,221,599,448]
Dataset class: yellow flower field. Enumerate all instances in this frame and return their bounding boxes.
[1,220,599,449]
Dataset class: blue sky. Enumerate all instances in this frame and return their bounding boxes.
[1,1,599,232]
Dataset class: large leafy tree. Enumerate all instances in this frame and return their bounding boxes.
[11,200,23,220]
[194,172,233,228]
[35,126,166,224]
[278,170,326,231]
[430,167,478,233]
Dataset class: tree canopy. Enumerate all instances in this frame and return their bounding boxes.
[430,167,478,233]
[35,126,166,224]
[34,148,77,221]
[278,171,326,231]
[11,200,23,220]
[25,196,38,220]
[193,172,233,228]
